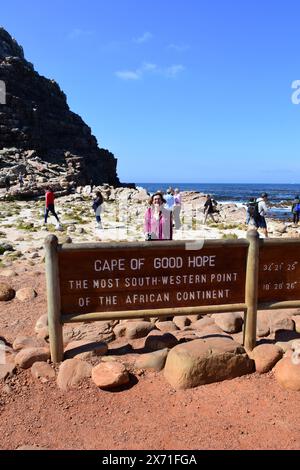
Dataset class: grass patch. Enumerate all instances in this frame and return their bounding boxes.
[16,222,38,232]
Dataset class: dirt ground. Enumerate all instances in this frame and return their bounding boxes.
[0,263,300,451]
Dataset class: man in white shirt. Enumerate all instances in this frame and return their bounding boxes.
[256,192,269,238]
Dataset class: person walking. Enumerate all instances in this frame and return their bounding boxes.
[5,175,10,192]
[92,191,104,228]
[204,194,218,224]
[144,193,173,240]
[173,188,182,229]
[44,187,60,225]
[291,195,300,226]
[256,192,269,238]
[18,173,24,189]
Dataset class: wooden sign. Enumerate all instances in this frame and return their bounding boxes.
[258,244,300,303]
[58,244,248,315]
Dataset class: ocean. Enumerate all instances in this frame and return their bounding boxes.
[137,183,300,221]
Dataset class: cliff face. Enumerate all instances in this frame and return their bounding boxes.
[0,27,120,189]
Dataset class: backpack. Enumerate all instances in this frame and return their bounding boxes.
[247,201,260,219]
[294,203,300,213]
[92,200,100,211]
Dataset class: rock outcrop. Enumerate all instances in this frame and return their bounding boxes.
[0,27,120,194]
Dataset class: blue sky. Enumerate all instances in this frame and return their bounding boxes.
[1,0,300,183]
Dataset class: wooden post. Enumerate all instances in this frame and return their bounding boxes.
[45,234,64,363]
[244,229,260,351]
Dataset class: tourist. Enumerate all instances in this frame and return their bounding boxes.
[256,192,269,238]
[92,191,104,228]
[204,194,218,224]
[164,188,175,211]
[44,187,60,225]
[246,197,259,227]
[18,173,24,189]
[291,195,300,226]
[5,175,10,192]
[173,188,182,229]
[144,192,173,240]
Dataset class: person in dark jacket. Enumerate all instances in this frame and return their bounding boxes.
[92,191,104,228]
[204,194,218,224]
[291,195,300,225]
[5,175,10,192]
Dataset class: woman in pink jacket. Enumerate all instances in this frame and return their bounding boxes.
[144,192,173,240]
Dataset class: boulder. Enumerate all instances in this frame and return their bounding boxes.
[92,362,130,389]
[13,335,46,351]
[16,287,37,301]
[0,283,15,301]
[135,349,169,372]
[144,331,178,352]
[154,321,178,333]
[57,359,92,391]
[249,344,283,373]
[164,337,254,389]
[125,321,156,340]
[64,340,108,360]
[34,314,48,333]
[212,312,244,333]
[269,311,295,334]
[274,357,300,391]
[14,347,50,369]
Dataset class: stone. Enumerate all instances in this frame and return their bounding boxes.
[13,335,46,351]
[257,311,270,337]
[57,359,92,391]
[189,317,215,330]
[173,316,190,330]
[274,357,300,391]
[31,362,55,382]
[249,344,283,373]
[63,321,115,345]
[34,314,48,333]
[64,340,108,360]
[164,337,254,389]
[91,362,130,389]
[135,349,169,371]
[14,347,50,369]
[0,283,15,301]
[269,311,295,334]
[125,321,156,340]
[144,331,178,352]
[16,287,37,301]
[155,321,178,332]
[292,316,300,334]
[212,312,244,333]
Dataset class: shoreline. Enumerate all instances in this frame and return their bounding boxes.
[0,185,299,269]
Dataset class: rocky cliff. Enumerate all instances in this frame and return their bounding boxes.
[0,27,120,194]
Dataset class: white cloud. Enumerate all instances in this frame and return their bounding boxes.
[167,43,190,52]
[133,32,153,44]
[68,29,94,40]
[115,70,141,80]
[115,63,185,81]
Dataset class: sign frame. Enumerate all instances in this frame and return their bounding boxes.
[45,231,300,362]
